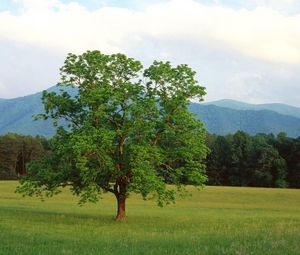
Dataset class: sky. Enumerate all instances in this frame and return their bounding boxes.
[0,0,300,106]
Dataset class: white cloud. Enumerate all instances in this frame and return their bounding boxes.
[0,39,63,98]
[0,81,7,96]
[253,0,297,7]
[0,0,299,63]
[0,0,300,106]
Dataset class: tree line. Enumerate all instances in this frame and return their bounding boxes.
[206,131,300,188]
[0,133,48,179]
[1,131,299,188]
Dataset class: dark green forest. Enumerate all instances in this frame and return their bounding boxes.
[0,134,47,179]
[1,131,299,188]
[206,131,300,188]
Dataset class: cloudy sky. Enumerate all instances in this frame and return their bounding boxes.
[0,0,300,106]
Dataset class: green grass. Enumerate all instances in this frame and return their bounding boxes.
[1,182,300,255]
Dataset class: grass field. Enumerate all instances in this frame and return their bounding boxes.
[0,181,300,255]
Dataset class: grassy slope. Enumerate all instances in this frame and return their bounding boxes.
[0,182,300,255]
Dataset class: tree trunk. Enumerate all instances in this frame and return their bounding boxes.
[116,195,126,221]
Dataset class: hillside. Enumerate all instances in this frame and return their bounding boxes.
[0,91,53,137]
[0,86,66,137]
[1,87,300,137]
[189,103,300,137]
[204,99,300,119]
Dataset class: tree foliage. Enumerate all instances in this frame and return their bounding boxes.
[17,51,208,220]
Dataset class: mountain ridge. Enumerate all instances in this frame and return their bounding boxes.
[189,103,300,137]
[203,99,300,119]
[1,87,300,138]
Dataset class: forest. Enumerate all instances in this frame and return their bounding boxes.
[0,133,48,179]
[1,131,299,188]
[206,131,300,188]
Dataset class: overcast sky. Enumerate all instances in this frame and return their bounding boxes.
[0,0,300,106]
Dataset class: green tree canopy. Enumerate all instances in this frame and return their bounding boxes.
[17,51,208,220]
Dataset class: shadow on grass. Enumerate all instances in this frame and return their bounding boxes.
[0,205,115,223]
[0,205,174,226]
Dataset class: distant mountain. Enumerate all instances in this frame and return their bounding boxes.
[204,99,300,119]
[0,86,70,137]
[0,89,55,137]
[1,88,300,138]
[189,104,300,137]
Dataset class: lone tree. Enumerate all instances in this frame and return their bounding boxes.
[17,51,208,220]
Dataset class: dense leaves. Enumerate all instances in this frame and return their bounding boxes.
[16,51,208,220]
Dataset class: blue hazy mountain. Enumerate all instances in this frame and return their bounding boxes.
[0,86,72,137]
[204,99,300,119]
[0,89,55,137]
[0,87,300,138]
[189,103,300,138]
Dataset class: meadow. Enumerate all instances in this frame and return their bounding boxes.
[0,181,300,255]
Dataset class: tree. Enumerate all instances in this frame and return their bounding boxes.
[0,134,19,179]
[206,134,232,185]
[229,131,252,186]
[17,51,208,220]
[274,132,300,188]
[250,135,287,188]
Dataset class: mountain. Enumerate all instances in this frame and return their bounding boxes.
[0,90,55,137]
[189,104,300,137]
[1,88,300,138]
[0,86,70,137]
[204,99,300,119]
